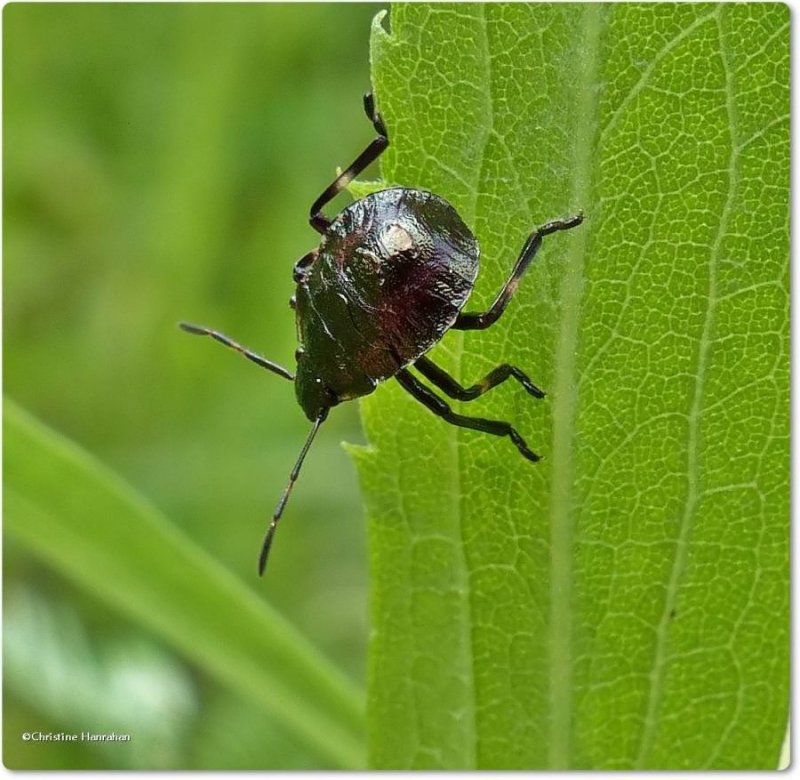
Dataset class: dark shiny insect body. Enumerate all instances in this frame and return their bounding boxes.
[181,93,583,575]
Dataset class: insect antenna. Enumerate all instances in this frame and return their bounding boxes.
[258,411,328,575]
[179,322,294,381]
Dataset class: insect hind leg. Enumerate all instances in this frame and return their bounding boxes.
[413,355,545,400]
[396,369,540,462]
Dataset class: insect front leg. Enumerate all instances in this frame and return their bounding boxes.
[308,92,389,234]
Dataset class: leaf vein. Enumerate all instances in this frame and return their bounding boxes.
[599,7,721,145]
[634,9,741,766]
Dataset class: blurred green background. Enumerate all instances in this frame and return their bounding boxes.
[4,3,382,768]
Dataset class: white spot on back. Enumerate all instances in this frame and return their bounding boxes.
[381,223,414,255]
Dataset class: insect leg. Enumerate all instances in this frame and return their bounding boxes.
[259,411,327,575]
[396,369,540,462]
[454,214,584,331]
[309,92,389,234]
[179,322,294,381]
[414,355,545,400]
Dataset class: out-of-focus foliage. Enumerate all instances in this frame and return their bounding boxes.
[5,587,197,769]
[4,3,379,769]
[5,400,364,768]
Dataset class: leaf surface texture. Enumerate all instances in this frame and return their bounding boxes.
[352,4,789,769]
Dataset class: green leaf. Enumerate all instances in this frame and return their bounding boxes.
[353,4,789,769]
[3,399,365,769]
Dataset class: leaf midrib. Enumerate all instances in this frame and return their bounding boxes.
[547,5,604,769]
[447,4,495,768]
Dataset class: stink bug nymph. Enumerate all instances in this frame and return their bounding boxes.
[181,93,583,575]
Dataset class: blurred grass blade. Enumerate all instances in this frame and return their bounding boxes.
[3,398,365,768]
[358,4,789,769]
